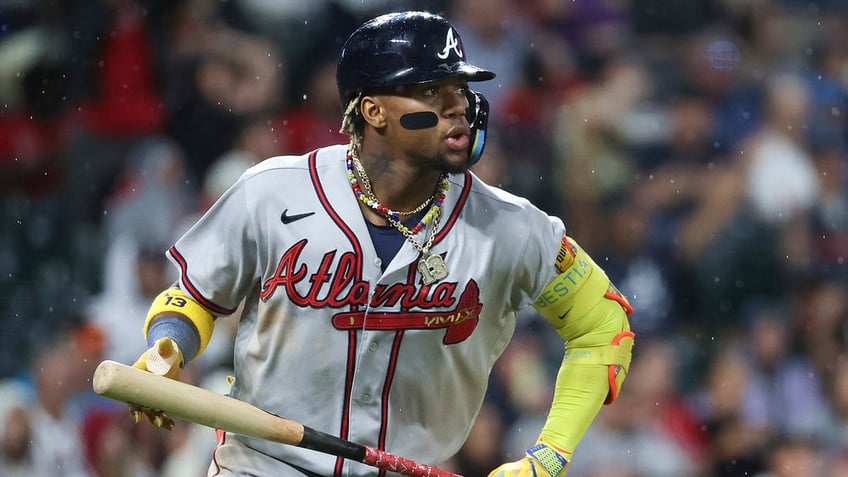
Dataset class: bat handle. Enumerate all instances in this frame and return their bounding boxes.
[363,447,463,477]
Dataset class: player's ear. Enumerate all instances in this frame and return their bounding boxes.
[360,95,387,128]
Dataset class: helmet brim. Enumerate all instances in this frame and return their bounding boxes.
[380,61,495,86]
[455,62,496,82]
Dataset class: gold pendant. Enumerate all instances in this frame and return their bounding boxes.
[417,254,448,285]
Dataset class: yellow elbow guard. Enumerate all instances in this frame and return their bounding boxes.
[143,289,215,361]
[563,326,635,405]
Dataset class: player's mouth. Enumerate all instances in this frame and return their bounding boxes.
[445,126,470,151]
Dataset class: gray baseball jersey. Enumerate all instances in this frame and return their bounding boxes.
[168,144,565,476]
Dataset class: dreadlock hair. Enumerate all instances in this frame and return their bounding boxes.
[339,92,364,152]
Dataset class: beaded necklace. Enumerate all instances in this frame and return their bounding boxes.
[346,149,450,284]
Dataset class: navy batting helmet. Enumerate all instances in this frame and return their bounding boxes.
[336,11,495,106]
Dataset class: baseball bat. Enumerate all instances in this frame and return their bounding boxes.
[92,360,461,477]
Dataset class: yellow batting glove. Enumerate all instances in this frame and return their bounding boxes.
[488,444,570,477]
[129,337,183,429]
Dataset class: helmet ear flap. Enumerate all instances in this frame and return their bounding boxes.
[466,89,489,165]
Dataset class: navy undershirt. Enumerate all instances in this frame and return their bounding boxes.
[365,212,425,272]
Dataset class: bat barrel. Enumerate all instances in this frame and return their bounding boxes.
[92,360,304,445]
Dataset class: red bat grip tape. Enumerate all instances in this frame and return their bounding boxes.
[363,447,462,477]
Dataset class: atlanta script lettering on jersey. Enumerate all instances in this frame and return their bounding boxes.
[259,239,482,344]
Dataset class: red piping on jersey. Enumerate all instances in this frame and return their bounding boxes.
[168,246,237,315]
[433,171,471,244]
[374,261,418,476]
[309,150,364,263]
[377,330,404,477]
[335,329,358,476]
[309,149,364,477]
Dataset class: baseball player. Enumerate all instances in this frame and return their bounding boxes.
[130,11,634,477]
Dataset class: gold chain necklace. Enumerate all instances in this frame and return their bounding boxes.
[346,148,450,284]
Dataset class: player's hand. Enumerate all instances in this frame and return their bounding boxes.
[488,443,569,477]
[129,337,183,430]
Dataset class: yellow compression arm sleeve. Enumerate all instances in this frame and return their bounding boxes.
[532,237,634,456]
[143,288,215,362]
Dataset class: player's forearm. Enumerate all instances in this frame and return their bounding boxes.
[539,362,606,457]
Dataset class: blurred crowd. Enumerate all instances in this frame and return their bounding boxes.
[0,0,847,476]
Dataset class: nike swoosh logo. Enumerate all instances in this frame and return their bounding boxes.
[280,209,315,224]
[558,307,572,320]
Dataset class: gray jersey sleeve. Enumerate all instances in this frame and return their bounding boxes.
[469,181,566,312]
[168,173,258,315]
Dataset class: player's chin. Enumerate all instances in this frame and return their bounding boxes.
[437,139,472,173]
[439,150,472,174]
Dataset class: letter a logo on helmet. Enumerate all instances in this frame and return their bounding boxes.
[336,11,495,106]
[437,28,463,60]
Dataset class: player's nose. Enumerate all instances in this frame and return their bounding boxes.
[443,88,469,119]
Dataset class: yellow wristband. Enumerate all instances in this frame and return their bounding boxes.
[144,289,215,360]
